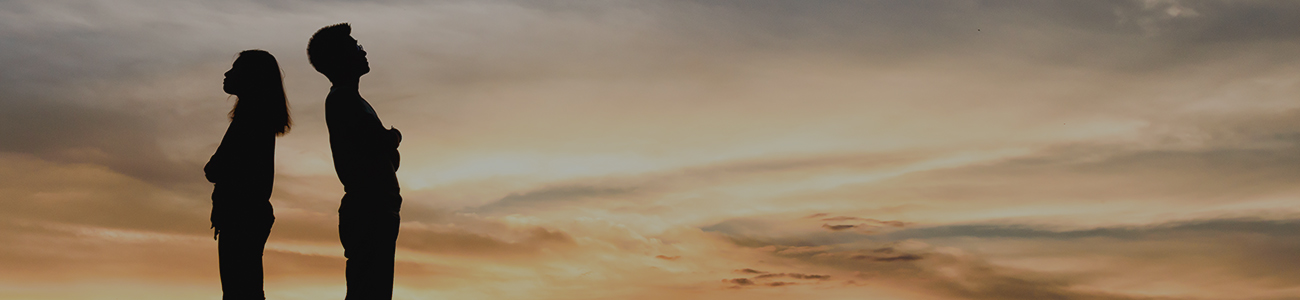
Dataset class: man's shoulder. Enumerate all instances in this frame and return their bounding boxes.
[325,88,362,112]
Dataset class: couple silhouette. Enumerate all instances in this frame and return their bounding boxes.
[205,23,402,300]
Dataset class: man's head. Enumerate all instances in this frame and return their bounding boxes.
[307,23,369,82]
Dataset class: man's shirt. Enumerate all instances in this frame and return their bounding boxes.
[325,87,401,194]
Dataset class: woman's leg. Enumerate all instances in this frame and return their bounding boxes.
[218,220,272,300]
[215,189,274,300]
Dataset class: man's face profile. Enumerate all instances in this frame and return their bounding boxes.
[346,37,370,77]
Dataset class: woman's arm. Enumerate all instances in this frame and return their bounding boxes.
[205,119,248,183]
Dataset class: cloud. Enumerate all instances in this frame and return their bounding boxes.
[821,216,909,227]
[0,99,205,187]
[705,215,913,248]
[0,154,209,235]
[818,219,911,232]
[0,219,216,283]
[788,273,830,280]
[755,242,1155,300]
[820,216,861,221]
[855,254,923,262]
[821,224,858,231]
[470,185,637,214]
[725,278,754,286]
[752,273,830,280]
[884,218,1300,241]
[717,217,1300,299]
[397,225,574,257]
[723,266,833,290]
[773,245,832,255]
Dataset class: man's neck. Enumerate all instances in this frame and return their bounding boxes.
[329,76,361,90]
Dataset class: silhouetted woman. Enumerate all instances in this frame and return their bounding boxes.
[204,50,291,300]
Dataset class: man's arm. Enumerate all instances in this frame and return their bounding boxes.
[327,94,400,176]
[356,99,398,150]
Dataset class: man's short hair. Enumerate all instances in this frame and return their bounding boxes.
[307,23,353,76]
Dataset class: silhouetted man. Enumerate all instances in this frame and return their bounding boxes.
[307,23,403,300]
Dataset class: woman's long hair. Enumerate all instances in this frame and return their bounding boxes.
[229,50,291,135]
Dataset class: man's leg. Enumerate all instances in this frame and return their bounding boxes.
[339,193,401,300]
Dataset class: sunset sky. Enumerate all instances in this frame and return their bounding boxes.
[3,1,1300,299]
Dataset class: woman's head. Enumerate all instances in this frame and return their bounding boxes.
[225,50,291,135]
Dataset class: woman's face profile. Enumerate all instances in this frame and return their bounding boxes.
[223,59,247,95]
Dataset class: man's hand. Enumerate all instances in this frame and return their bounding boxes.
[389,126,402,145]
[388,126,402,171]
